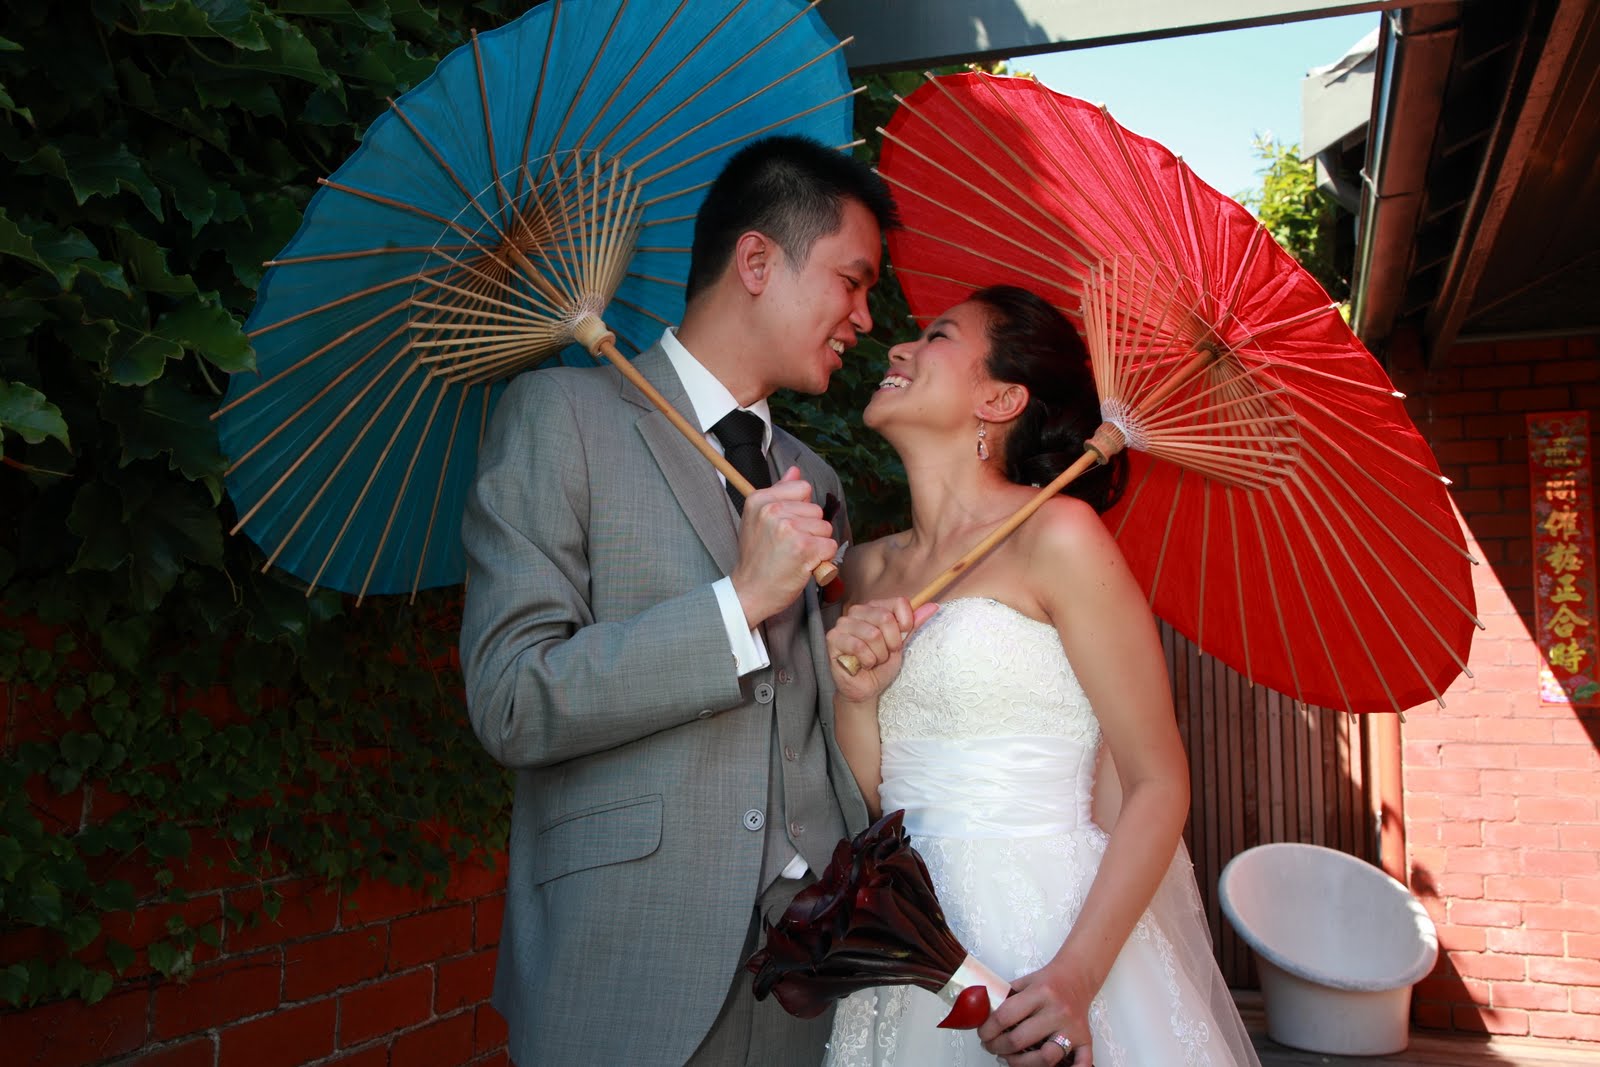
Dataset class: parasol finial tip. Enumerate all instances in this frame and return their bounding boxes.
[1439,476,1453,486]
[1392,390,1406,398]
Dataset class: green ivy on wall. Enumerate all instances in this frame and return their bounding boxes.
[0,1,529,1008]
[0,0,933,1010]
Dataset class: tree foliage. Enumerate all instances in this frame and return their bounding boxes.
[1239,135,1348,301]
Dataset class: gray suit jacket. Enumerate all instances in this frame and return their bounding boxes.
[459,344,869,1065]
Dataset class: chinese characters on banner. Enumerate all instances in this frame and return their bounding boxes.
[1528,411,1599,707]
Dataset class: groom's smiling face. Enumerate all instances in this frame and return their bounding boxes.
[755,197,882,397]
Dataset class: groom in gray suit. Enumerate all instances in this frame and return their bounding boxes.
[460,136,898,1065]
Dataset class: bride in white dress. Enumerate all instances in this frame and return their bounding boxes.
[821,286,1260,1067]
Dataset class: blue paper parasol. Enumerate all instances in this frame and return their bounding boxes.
[215,0,857,599]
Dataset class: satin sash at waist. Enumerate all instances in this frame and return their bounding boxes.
[879,735,1099,839]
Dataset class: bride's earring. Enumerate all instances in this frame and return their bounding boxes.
[976,422,990,462]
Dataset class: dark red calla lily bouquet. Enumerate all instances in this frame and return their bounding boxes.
[746,809,1011,1029]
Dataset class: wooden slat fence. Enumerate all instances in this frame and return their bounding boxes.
[1161,622,1379,988]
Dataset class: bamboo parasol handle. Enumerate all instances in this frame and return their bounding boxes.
[575,318,839,589]
[834,431,1121,676]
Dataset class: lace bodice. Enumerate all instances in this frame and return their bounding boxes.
[878,597,1100,745]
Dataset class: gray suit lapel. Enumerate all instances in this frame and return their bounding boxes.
[626,346,741,575]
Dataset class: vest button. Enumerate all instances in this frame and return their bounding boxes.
[696,709,713,719]
[776,667,794,685]
[789,821,805,837]
[754,682,775,704]
[743,809,765,831]
[783,745,798,762]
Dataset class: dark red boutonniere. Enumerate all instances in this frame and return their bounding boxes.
[746,809,1010,1028]
[819,492,847,604]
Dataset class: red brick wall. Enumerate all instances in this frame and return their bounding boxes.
[0,608,511,1067]
[4,862,508,1067]
[1385,331,1600,1042]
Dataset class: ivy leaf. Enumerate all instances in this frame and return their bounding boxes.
[20,137,164,222]
[27,874,63,926]
[107,333,182,387]
[0,835,21,879]
[78,968,114,1005]
[278,0,394,32]
[0,35,19,50]
[63,912,102,953]
[132,0,268,50]
[193,68,285,120]
[187,12,337,90]
[0,964,25,1008]
[147,143,223,234]
[223,194,305,290]
[389,0,439,35]
[92,883,136,915]
[0,296,48,340]
[108,377,226,482]
[98,616,152,672]
[0,380,71,452]
[145,822,191,861]
[0,210,99,290]
[0,82,34,125]
[125,481,225,609]
[55,685,87,717]
[60,732,106,771]
[68,481,131,573]
[105,940,136,975]
[145,940,182,977]
[155,295,253,373]
[116,228,197,296]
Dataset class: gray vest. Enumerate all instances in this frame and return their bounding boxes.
[756,592,849,888]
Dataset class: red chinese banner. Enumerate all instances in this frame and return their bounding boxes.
[1528,411,1599,707]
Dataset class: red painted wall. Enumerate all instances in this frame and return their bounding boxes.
[1387,331,1600,1042]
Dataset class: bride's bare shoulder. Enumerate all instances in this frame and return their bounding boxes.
[840,533,898,594]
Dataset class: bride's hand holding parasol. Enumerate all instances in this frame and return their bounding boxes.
[827,597,941,702]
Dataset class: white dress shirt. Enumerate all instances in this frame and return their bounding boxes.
[660,327,773,677]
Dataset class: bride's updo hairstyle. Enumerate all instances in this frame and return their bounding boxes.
[970,285,1127,514]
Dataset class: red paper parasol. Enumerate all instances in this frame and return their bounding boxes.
[873,72,1479,715]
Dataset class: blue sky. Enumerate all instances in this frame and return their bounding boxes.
[1014,12,1378,202]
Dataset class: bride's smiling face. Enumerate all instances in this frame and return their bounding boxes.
[864,300,996,433]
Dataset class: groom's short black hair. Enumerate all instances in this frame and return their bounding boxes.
[685,135,898,302]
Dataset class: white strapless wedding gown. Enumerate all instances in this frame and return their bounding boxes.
[823,598,1261,1067]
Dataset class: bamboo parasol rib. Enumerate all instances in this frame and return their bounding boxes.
[217,0,859,600]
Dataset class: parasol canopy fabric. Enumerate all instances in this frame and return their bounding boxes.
[876,72,1479,715]
[216,0,856,599]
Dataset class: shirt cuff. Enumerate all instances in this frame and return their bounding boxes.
[713,576,770,677]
